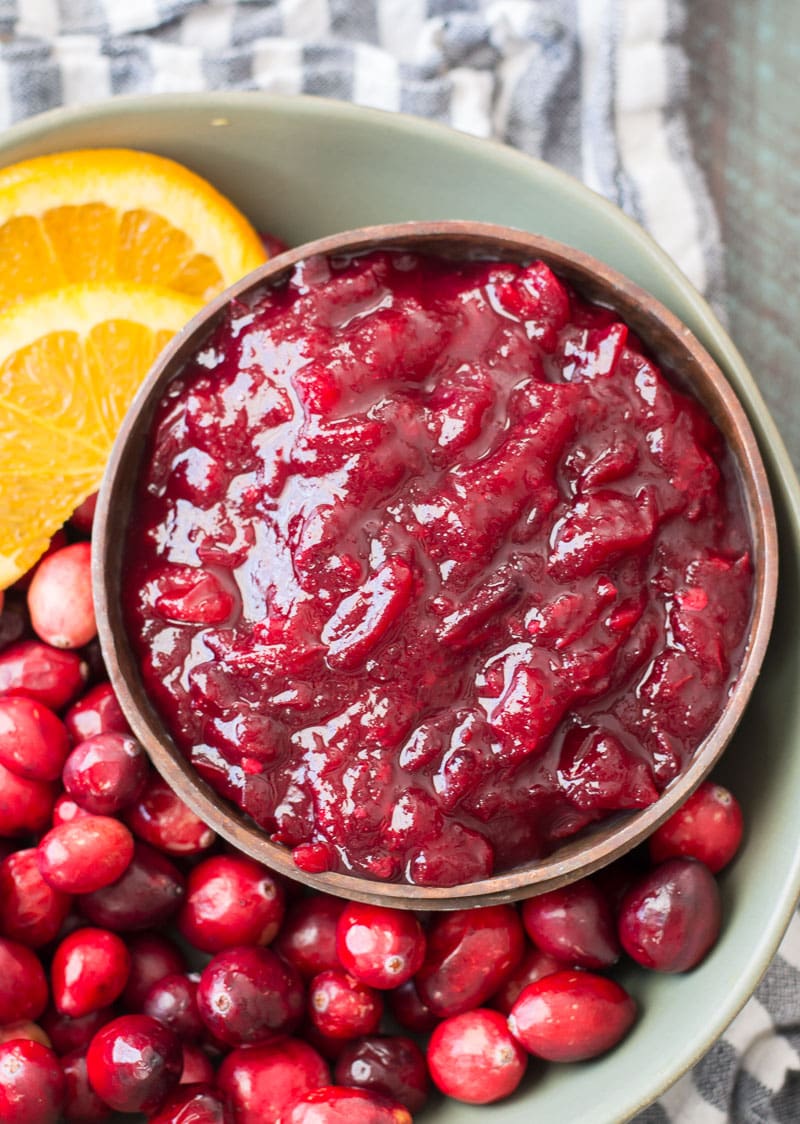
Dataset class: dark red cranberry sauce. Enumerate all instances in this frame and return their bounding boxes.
[123,250,752,886]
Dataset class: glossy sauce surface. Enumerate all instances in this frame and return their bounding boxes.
[123,250,752,886]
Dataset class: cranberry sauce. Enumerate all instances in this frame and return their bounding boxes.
[122,250,752,886]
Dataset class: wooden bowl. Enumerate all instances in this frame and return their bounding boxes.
[94,221,778,910]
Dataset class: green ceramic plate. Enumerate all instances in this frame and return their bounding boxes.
[2,93,799,1123]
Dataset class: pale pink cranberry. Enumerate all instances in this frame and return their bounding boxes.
[61,1047,111,1123]
[0,1021,51,1048]
[197,946,304,1047]
[520,878,620,969]
[0,937,48,1023]
[121,932,186,1010]
[178,854,284,952]
[336,903,426,990]
[387,979,439,1034]
[142,973,204,1041]
[0,848,72,947]
[217,1038,329,1124]
[274,895,344,979]
[64,683,130,744]
[308,970,383,1040]
[86,1014,182,1113]
[0,762,57,836]
[334,1035,429,1113]
[70,493,98,537]
[508,969,637,1061]
[37,816,134,894]
[178,1043,215,1086]
[52,928,130,1018]
[27,543,96,650]
[0,641,88,710]
[148,1082,227,1124]
[0,697,70,781]
[0,1039,65,1124]
[62,733,148,816]
[490,946,562,1015]
[286,1086,412,1123]
[649,781,744,873]
[428,1008,527,1104]
[40,1006,117,1057]
[124,775,216,855]
[76,842,185,932]
[11,529,69,594]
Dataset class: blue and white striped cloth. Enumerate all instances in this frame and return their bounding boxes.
[0,2,794,1121]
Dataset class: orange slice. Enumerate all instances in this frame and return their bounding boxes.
[0,148,267,309]
[0,281,203,588]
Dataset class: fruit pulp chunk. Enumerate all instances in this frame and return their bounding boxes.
[123,250,753,886]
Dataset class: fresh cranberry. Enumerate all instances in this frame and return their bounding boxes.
[197,945,304,1047]
[334,1035,429,1112]
[0,595,30,652]
[618,856,722,971]
[11,530,69,594]
[0,937,48,1022]
[40,1006,116,1057]
[70,493,98,537]
[0,848,72,947]
[63,683,130,744]
[387,979,439,1034]
[286,1086,411,1123]
[308,970,383,1040]
[0,762,56,836]
[0,1039,65,1124]
[427,1008,527,1104]
[508,969,637,1061]
[121,932,186,1010]
[61,1048,111,1123]
[148,1082,228,1124]
[52,928,130,1018]
[78,841,185,931]
[414,905,524,1017]
[490,946,562,1014]
[0,697,70,781]
[649,781,744,873]
[0,641,88,710]
[51,795,93,826]
[217,1038,329,1124]
[520,877,620,968]
[274,895,344,979]
[86,1014,182,1113]
[178,854,284,952]
[27,543,96,650]
[336,903,426,990]
[37,816,134,894]
[124,775,216,855]
[0,1021,51,1048]
[592,851,648,913]
[178,1043,215,1086]
[61,733,148,816]
[142,973,204,1041]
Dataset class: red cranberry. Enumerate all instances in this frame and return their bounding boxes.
[508,969,637,1061]
[0,762,56,836]
[178,854,284,952]
[0,937,48,1023]
[41,1006,116,1056]
[0,641,87,710]
[86,1013,182,1113]
[0,1039,65,1124]
[427,1008,527,1104]
[148,1082,228,1124]
[336,903,426,990]
[61,1048,111,1123]
[178,1043,215,1086]
[0,697,70,781]
[124,775,216,855]
[37,816,134,894]
[490,946,562,1014]
[308,970,383,1040]
[51,795,93,826]
[78,841,185,931]
[64,683,130,744]
[0,848,72,947]
[197,945,304,1047]
[387,979,439,1034]
[649,781,744,873]
[27,543,96,650]
[618,856,722,971]
[217,1038,329,1124]
[62,733,148,816]
[520,877,620,968]
[121,932,186,1010]
[0,595,29,652]
[274,894,344,979]
[52,928,130,1018]
[414,905,525,1017]
[334,1035,429,1113]
[142,973,204,1041]
[286,1086,411,1123]
[70,493,98,537]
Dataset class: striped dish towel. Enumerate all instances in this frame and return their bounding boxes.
[0,2,794,1121]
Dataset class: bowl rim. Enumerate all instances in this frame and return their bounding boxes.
[94,218,778,910]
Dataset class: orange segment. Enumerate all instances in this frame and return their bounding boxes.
[0,148,267,307]
[0,282,203,588]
